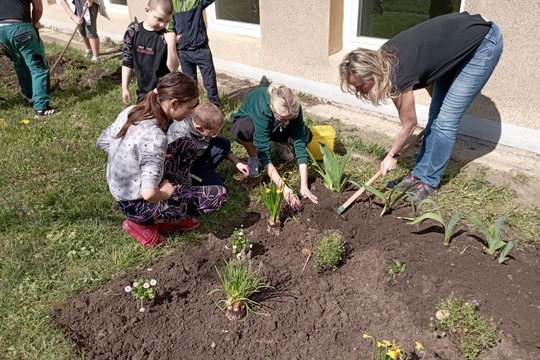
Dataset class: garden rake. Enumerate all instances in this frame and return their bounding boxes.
[334,128,426,215]
[50,5,88,74]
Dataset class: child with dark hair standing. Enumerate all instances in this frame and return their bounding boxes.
[167,102,249,187]
[97,72,228,248]
[121,0,179,105]
[170,0,220,106]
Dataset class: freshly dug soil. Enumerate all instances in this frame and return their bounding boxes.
[53,179,540,360]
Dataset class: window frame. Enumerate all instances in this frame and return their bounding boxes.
[205,2,261,38]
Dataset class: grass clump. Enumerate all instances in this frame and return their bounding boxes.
[314,230,345,271]
[214,259,271,321]
[433,297,498,359]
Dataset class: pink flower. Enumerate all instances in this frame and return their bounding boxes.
[132,282,139,287]
[125,286,132,292]
[143,282,150,289]
[150,279,157,286]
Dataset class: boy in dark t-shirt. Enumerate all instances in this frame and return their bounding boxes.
[121,0,179,104]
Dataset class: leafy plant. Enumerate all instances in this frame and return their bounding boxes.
[314,230,345,271]
[466,213,519,263]
[231,226,250,256]
[214,260,271,321]
[399,199,462,246]
[365,183,416,216]
[125,278,157,312]
[259,180,284,223]
[433,297,498,359]
[362,332,406,360]
[386,258,406,283]
[308,143,352,192]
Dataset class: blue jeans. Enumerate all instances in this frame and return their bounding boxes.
[0,22,50,110]
[412,23,503,188]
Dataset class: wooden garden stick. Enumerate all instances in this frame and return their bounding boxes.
[50,5,88,74]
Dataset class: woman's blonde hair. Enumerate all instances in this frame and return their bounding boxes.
[339,47,398,105]
[267,84,300,118]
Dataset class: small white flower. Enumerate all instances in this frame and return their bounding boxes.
[150,279,157,286]
[249,244,253,249]
[143,282,150,289]
[147,268,153,271]
[236,253,241,259]
[232,245,237,249]
[125,286,132,292]
[139,307,146,312]
[132,282,139,287]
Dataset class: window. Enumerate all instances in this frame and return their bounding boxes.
[103,0,128,14]
[343,0,463,50]
[207,0,261,38]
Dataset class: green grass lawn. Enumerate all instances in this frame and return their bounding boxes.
[0,43,538,359]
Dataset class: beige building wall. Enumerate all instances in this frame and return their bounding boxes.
[40,0,540,153]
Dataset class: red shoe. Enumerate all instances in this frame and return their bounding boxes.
[123,220,166,248]
[157,218,201,233]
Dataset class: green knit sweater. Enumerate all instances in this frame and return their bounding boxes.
[230,87,310,167]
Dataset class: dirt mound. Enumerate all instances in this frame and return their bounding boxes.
[53,179,540,360]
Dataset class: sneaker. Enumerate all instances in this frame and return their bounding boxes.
[387,173,419,191]
[21,93,34,104]
[405,182,436,202]
[247,156,260,177]
[123,220,166,248]
[91,56,100,63]
[83,49,92,58]
[273,141,295,162]
[35,107,59,117]
[157,218,201,233]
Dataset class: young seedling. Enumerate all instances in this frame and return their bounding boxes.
[466,213,519,264]
[314,230,345,271]
[214,259,271,321]
[399,199,462,246]
[433,297,497,359]
[385,258,406,283]
[364,182,416,216]
[124,278,157,312]
[308,143,352,192]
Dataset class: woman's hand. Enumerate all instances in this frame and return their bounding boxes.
[380,154,398,175]
[300,187,318,204]
[283,187,301,210]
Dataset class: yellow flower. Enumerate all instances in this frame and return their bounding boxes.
[265,188,271,193]
[377,341,383,348]
[276,189,282,194]
[362,332,370,339]
[21,119,30,125]
[382,340,391,347]
[415,341,424,350]
[387,349,398,359]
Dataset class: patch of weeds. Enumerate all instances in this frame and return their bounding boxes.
[314,230,345,271]
[432,297,498,360]
[385,258,406,283]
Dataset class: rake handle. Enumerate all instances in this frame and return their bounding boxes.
[50,5,88,74]
[336,170,382,214]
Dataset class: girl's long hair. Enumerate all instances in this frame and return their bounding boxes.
[116,72,199,138]
[339,47,398,105]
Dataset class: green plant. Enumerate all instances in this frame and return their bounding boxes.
[214,260,271,321]
[125,278,157,312]
[466,213,519,263]
[308,143,352,192]
[362,332,405,360]
[386,258,406,283]
[259,180,284,223]
[399,199,462,246]
[365,183,416,216]
[231,226,250,256]
[314,230,345,271]
[433,297,498,359]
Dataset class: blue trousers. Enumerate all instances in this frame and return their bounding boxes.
[190,136,231,187]
[413,24,504,187]
[180,46,220,106]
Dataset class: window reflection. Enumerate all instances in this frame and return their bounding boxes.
[215,0,260,24]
